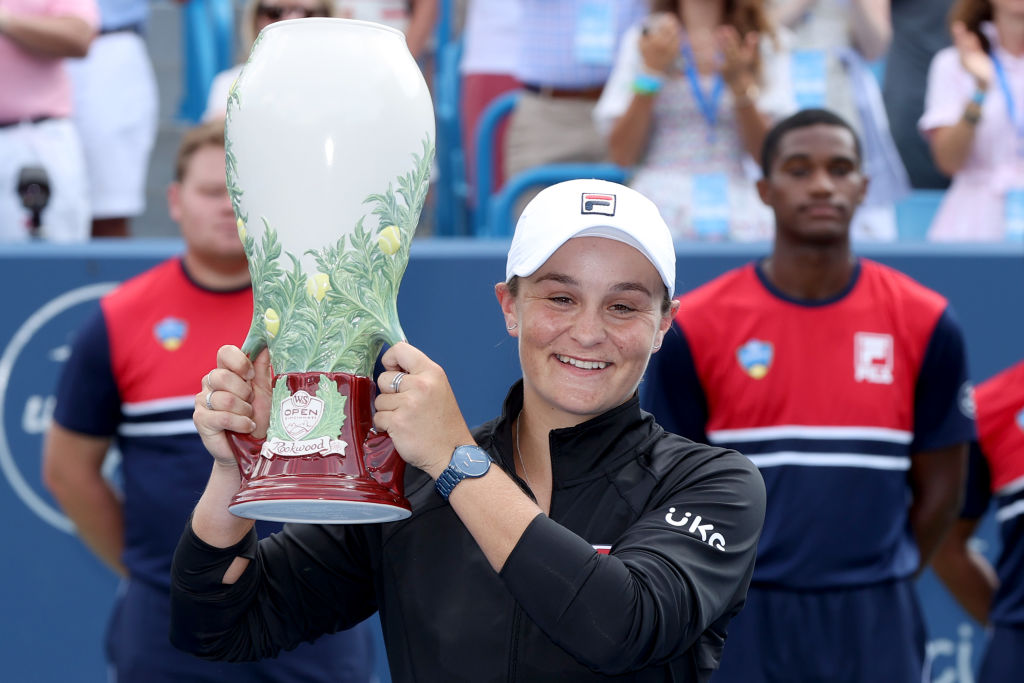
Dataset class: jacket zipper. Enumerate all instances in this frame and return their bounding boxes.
[507,603,523,682]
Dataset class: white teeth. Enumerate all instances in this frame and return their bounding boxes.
[556,354,608,370]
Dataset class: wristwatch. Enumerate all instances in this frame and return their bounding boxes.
[434,445,493,500]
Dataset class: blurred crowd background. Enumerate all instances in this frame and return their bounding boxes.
[2,0,1021,243]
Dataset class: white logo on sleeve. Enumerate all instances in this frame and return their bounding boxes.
[665,508,726,551]
[854,332,894,384]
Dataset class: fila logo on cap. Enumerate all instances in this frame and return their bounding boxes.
[581,192,616,216]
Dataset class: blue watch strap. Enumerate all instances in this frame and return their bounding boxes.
[434,468,464,500]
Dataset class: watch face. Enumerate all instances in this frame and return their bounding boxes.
[453,446,491,477]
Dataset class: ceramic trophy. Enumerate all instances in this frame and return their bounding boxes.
[224,18,434,523]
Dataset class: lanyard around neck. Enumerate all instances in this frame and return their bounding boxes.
[991,50,1024,148]
[680,41,724,130]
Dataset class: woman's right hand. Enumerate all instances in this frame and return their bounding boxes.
[639,12,680,75]
[194,345,272,469]
[952,21,993,91]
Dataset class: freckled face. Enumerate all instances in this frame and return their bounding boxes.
[497,237,673,427]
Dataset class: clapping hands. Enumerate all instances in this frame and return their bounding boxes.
[639,12,680,75]
[952,21,993,92]
[716,25,760,96]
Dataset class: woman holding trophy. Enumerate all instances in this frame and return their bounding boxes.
[170,14,764,682]
[171,178,766,682]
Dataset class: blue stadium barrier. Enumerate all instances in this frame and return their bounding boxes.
[2,241,1020,682]
[178,0,234,123]
[484,163,629,237]
[433,37,468,236]
[473,90,521,233]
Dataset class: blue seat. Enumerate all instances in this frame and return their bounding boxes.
[472,91,628,236]
[895,189,944,241]
[484,163,628,237]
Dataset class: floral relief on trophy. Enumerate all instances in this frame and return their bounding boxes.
[229,136,434,378]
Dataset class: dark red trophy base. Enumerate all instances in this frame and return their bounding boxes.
[226,371,411,524]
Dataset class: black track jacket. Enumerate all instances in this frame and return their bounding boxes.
[171,383,766,682]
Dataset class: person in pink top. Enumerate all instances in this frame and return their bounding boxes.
[0,0,98,242]
[920,0,1024,242]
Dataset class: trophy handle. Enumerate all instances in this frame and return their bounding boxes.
[240,330,267,361]
[226,431,263,481]
[363,429,406,500]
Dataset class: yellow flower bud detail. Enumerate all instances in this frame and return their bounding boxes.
[264,308,280,337]
[306,272,330,302]
[236,218,246,242]
[378,225,401,255]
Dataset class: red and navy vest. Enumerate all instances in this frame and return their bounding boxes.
[641,259,974,589]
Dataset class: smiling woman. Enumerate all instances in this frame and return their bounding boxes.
[171,179,767,682]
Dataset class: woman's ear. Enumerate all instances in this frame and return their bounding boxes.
[495,282,519,335]
[653,299,679,350]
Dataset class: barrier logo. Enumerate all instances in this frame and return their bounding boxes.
[0,283,118,533]
[154,317,188,351]
[737,339,773,379]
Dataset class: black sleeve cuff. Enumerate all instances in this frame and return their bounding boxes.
[171,517,259,601]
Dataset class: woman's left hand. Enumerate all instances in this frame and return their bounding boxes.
[374,341,476,479]
[716,26,759,95]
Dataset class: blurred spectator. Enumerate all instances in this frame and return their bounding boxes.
[883,0,955,190]
[595,0,788,242]
[335,0,438,61]
[42,120,376,683]
[642,109,971,683]
[503,0,647,207]
[772,0,909,241]
[932,359,1024,683]
[459,0,520,204]
[67,0,158,237]
[920,0,1024,242]
[0,0,97,241]
[203,0,333,121]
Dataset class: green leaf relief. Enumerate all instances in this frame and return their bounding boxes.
[239,135,435,375]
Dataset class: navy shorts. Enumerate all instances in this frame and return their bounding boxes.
[712,580,926,683]
[106,579,376,683]
[979,625,1024,683]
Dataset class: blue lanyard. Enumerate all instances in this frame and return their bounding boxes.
[991,51,1024,152]
[680,42,724,131]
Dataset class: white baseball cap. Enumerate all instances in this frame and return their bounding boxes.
[505,179,676,297]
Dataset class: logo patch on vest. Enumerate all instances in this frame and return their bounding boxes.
[736,339,773,379]
[154,317,187,351]
[1016,407,1024,433]
[854,332,894,384]
[959,382,976,419]
[580,192,616,216]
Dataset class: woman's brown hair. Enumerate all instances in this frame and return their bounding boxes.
[650,0,774,38]
[949,0,994,53]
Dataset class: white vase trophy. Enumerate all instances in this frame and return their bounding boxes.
[223,18,435,523]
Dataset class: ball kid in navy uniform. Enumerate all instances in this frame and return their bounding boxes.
[933,359,1024,683]
[42,121,375,683]
[642,108,975,682]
